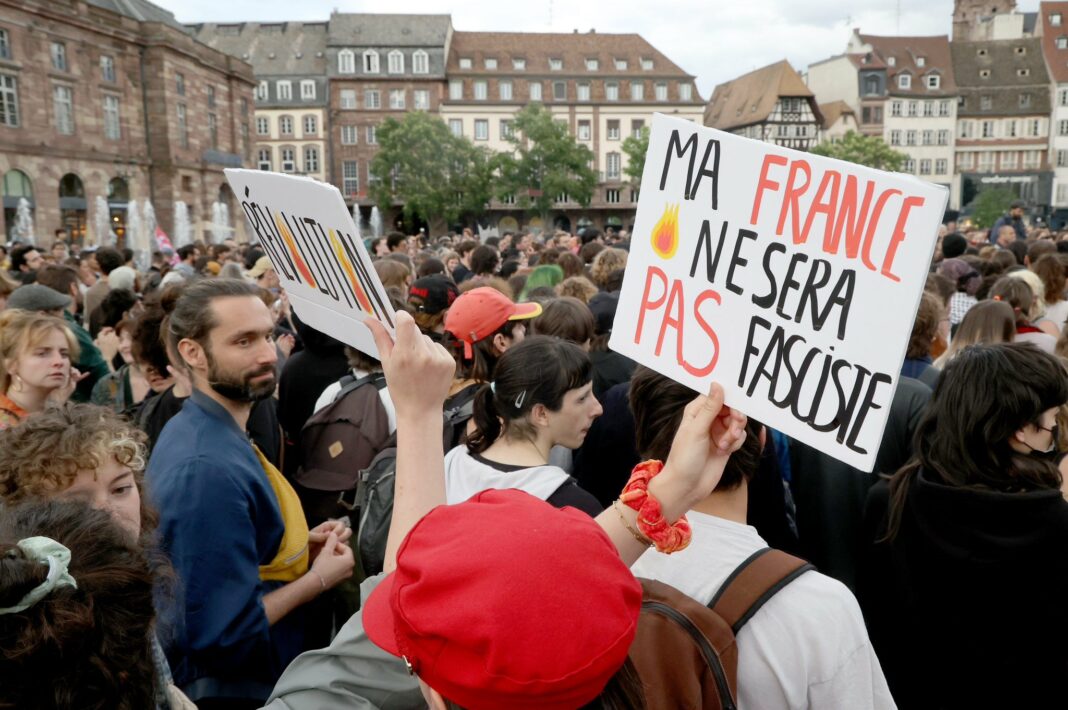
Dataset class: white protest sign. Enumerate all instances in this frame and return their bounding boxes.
[224,169,395,357]
[610,114,947,471]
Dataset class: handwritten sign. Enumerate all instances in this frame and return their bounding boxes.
[610,114,947,471]
[224,169,395,357]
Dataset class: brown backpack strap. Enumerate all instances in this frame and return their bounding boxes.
[708,548,814,635]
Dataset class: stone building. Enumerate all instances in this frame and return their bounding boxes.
[188,21,329,190]
[1038,2,1068,224]
[439,30,703,233]
[953,0,1037,42]
[704,60,822,151]
[0,0,255,246]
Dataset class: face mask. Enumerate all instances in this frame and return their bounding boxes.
[1025,424,1060,462]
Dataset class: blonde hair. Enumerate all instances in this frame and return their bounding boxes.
[0,310,78,393]
[590,248,628,289]
[1007,269,1048,320]
[556,276,599,303]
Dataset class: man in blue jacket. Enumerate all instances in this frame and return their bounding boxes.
[988,200,1028,244]
[147,278,353,707]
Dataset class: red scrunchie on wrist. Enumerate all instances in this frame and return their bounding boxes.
[619,460,692,554]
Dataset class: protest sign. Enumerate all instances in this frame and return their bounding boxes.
[610,114,947,471]
[224,169,395,358]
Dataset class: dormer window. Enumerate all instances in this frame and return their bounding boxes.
[980,69,991,78]
[640,57,653,70]
[615,58,627,70]
[549,58,563,70]
[926,74,941,89]
[1017,68,1030,77]
[586,58,599,71]
[1053,13,1063,26]
[484,58,497,69]
[916,56,926,67]
[887,57,896,66]
[1058,36,1068,50]
[898,73,912,89]
[977,48,988,57]
[512,58,526,70]
[459,57,472,69]
[1015,46,1026,55]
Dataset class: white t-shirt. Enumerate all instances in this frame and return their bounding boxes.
[443,445,569,504]
[313,369,398,434]
[1043,299,1068,331]
[631,512,895,710]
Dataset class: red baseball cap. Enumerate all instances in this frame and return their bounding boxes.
[363,489,642,710]
[443,287,541,359]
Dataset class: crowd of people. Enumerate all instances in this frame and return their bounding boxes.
[0,210,1065,709]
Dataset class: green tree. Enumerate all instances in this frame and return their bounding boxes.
[970,187,1016,229]
[622,125,650,183]
[494,103,597,224]
[809,131,907,171]
[369,111,493,234]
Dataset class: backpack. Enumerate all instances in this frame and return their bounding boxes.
[294,372,390,526]
[630,548,814,710]
[349,388,479,579]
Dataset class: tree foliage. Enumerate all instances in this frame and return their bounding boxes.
[809,131,907,172]
[622,125,650,183]
[970,187,1016,229]
[369,111,493,232]
[494,103,598,219]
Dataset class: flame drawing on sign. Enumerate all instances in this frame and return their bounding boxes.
[651,203,680,260]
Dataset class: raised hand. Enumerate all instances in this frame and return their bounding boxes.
[365,311,456,419]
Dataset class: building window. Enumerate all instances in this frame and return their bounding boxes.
[554,193,571,204]
[529,82,542,101]
[898,73,911,89]
[500,119,513,139]
[277,81,292,100]
[366,125,377,144]
[1006,119,1018,138]
[449,80,463,100]
[1019,93,1032,108]
[51,42,67,71]
[474,80,487,100]
[304,146,319,173]
[0,29,9,60]
[549,58,563,71]
[412,50,429,74]
[388,50,404,74]
[363,50,380,74]
[631,119,645,138]
[577,83,590,101]
[641,57,654,70]
[300,80,316,100]
[340,125,357,144]
[935,159,948,175]
[449,118,462,137]
[887,56,897,67]
[175,72,185,96]
[98,55,116,83]
[1054,13,1064,26]
[980,95,992,110]
[919,159,931,175]
[459,57,472,69]
[365,90,380,109]
[609,59,625,71]
[414,89,430,110]
[891,101,902,117]
[500,80,513,100]
[926,74,940,89]
[208,112,217,149]
[501,193,516,205]
[862,106,883,123]
[303,115,317,134]
[258,148,272,171]
[606,188,620,204]
[863,76,879,95]
[905,130,916,146]
[256,81,268,101]
[939,100,951,116]
[1059,36,1068,50]
[655,82,668,101]
[103,95,120,140]
[389,89,406,109]
[474,119,488,140]
[680,83,693,101]
[340,89,357,109]
[922,129,933,145]
[205,85,216,109]
[923,101,934,117]
[1060,89,1068,106]
[53,85,74,134]
[1059,120,1068,137]
[484,57,498,70]
[339,50,355,74]
[908,101,918,117]
[176,102,187,147]
[279,148,295,173]
[256,116,269,135]
[890,130,901,146]
[1058,150,1068,167]
[607,119,620,140]
[979,69,991,79]
[503,57,522,70]
[553,81,566,100]
[937,129,949,145]
[577,120,591,140]
[916,56,926,67]
[1001,151,1019,170]
[0,74,18,126]
[776,123,790,137]
[279,116,293,134]
[342,161,358,195]
[959,120,973,138]
[1030,119,1042,137]
[1017,68,1030,78]
[1024,150,1041,169]
[903,158,915,173]
[1015,46,1027,55]
[981,120,994,138]
[631,81,644,101]
[606,82,619,101]
[606,152,621,179]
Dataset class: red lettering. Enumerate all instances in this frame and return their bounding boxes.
[799,170,841,247]
[881,196,926,282]
[634,266,668,345]
[828,176,875,258]
[657,278,686,358]
[683,289,721,377]
[862,189,901,273]
[776,159,811,241]
[750,154,789,225]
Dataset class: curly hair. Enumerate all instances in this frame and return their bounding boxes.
[590,248,628,290]
[0,404,154,533]
[0,500,159,710]
[556,276,598,303]
[0,310,79,393]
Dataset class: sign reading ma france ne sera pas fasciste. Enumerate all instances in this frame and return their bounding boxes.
[610,114,947,472]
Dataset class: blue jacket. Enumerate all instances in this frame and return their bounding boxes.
[146,390,303,702]
[988,214,1027,244]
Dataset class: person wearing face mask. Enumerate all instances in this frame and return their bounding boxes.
[859,342,1068,709]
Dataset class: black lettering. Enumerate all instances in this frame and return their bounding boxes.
[689,219,727,284]
[690,139,720,209]
[726,229,758,296]
[820,269,856,341]
[659,129,699,196]
[846,372,892,455]
[776,253,808,321]
[739,315,771,388]
[752,242,786,309]
[797,258,832,329]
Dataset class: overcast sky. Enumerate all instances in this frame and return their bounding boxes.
[159,0,1043,97]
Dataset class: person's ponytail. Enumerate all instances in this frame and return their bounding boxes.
[466,384,501,455]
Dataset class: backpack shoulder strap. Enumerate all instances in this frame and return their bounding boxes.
[332,372,386,403]
[708,547,814,635]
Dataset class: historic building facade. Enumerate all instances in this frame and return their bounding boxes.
[0,0,255,245]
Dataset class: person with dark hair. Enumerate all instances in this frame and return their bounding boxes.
[628,368,892,709]
[989,200,1027,245]
[860,343,1068,707]
[940,232,968,260]
[579,240,605,265]
[415,256,446,279]
[8,243,43,284]
[531,296,595,349]
[174,245,198,279]
[90,317,157,412]
[84,245,124,318]
[557,251,585,279]
[89,286,140,338]
[937,257,980,329]
[901,291,944,389]
[146,279,355,706]
[444,335,603,515]
[443,286,540,387]
[1033,252,1068,329]
[451,239,479,283]
[468,244,499,277]
[407,274,459,339]
[385,232,407,253]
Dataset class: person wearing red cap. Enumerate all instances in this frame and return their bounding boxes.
[265,310,748,710]
[443,287,540,385]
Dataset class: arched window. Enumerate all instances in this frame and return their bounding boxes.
[58,173,84,199]
[107,177,128,202]
[412,50,429,74]
[388,50,404,74]
[338,49,355,74]
[2,169,33,201]
[58,173,86,243]
[363,50,379,74]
